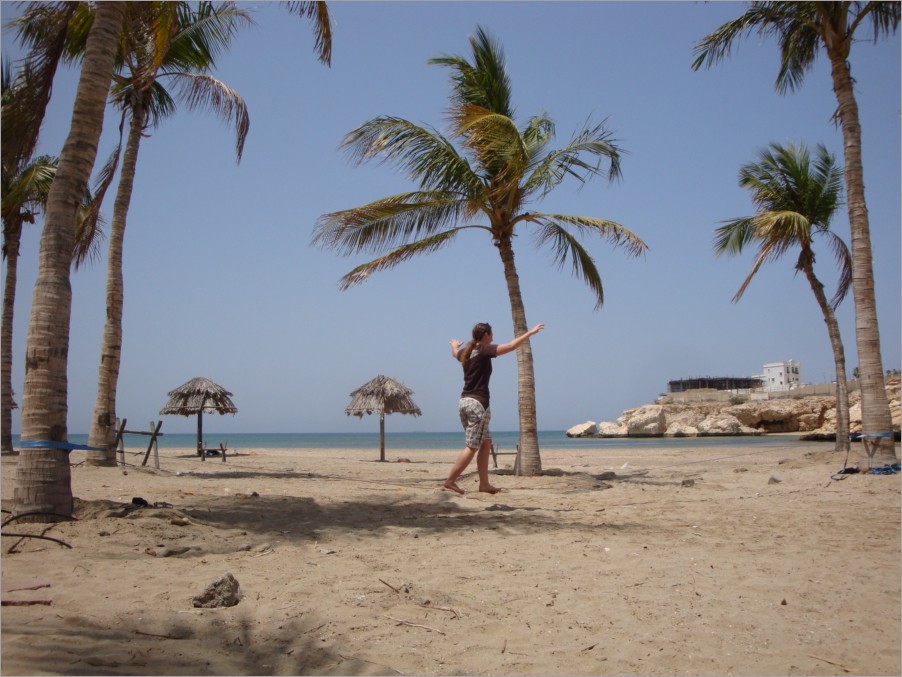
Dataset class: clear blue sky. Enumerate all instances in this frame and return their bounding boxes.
[3,1,900,436]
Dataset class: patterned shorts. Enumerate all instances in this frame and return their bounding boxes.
[459,397,491,449]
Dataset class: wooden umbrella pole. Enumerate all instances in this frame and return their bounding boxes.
[197,408,204,458]
[380,413,385,462]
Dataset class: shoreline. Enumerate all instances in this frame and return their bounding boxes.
[2,442,899,676]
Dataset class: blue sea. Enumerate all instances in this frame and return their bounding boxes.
[12,431,810,452]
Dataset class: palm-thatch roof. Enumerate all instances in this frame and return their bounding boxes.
[159,377,237,416]
[160,377,237,456]
[345,375,421,461]
[345,375,422,418]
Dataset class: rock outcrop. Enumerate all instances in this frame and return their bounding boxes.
[568,377,901,438]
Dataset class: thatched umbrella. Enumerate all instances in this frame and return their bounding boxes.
[345,375,422,461]
[160,377,237,456]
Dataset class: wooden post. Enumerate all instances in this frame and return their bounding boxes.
[220,441,227,463]
[197,408,204,460]
[115,418,127,466]
[379,413,386,462]
[142,420,163,468]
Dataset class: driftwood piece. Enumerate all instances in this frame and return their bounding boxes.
[2,600,52,606]
[379,578,401,593]
[384,615,445,635]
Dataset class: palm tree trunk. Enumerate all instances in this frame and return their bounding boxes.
[15,1,125,522]
[799,259,850,453]
[497,238,541,476]
[87,107,145,465]
[2,222,22,454]
[828,55,897,466]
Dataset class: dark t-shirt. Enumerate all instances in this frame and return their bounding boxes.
[461,344,498,408]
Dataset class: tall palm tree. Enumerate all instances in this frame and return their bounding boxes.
[692,1,898,466]
[1,3,76,456]
[84,1,253,465]
[82,0,331,464]
[1,149,57,454]
[1,56,104,455]
[714,142,853,452]
[15,1,126,522]
[314,27,646,475]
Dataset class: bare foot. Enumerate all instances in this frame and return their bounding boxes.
[479,485,507,494]
[443,481,465,495]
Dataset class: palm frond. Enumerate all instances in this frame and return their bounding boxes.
[752,210,811,250]
[337,230,460,290]
[521,114,555,153]
[522,119,622,199]
[164,2,254,73]
[429,25,513,116]
[73,134,122,269]
[691,2,821,93]
[691,10,765,71]
[281,1,333,66]
[851,0,901,40]
[451,104,527,185]
[1,155,57,227]
[774,14,821,94]
[824,230,852,310]
[529,213,646,259]
[531,221,606,309]
[341,116,484,197]
[733,241,779,303]
[313,192,474,255]
[173,73,249,162]
[713,216,758,256]
[2,2,76,173]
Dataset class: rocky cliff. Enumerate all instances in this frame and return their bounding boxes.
[567,377,901,438]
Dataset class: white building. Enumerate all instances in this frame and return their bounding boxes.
[753,360,802,392]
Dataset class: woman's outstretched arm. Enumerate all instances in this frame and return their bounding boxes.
[496,324,545,356]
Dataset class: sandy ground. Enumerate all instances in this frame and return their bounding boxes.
[1,440,899,676]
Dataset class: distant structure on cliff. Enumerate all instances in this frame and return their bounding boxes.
[754,360,801,392]
[669,360,801,394]
[668,376,763,393]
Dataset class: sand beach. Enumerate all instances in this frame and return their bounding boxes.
[1,440,899,676]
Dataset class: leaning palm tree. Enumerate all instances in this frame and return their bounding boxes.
[314,27,646,475]
[714,142,853,452]
[83,1,253,466]
[692,1,898,466]
[15,1,126,522]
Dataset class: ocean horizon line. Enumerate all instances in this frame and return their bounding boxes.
[10,430,809,452]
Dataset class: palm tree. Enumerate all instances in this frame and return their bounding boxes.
[1,148,57,454]
[82,0,331,464]
[1,3,76,456]
[1,57,104,455]
[692,1,898,466]
[15,1,126,522]
[313,27,646,475]
[714,142,853,452]
[83,1,253,465]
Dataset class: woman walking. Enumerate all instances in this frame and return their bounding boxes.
[444,322,545,494]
